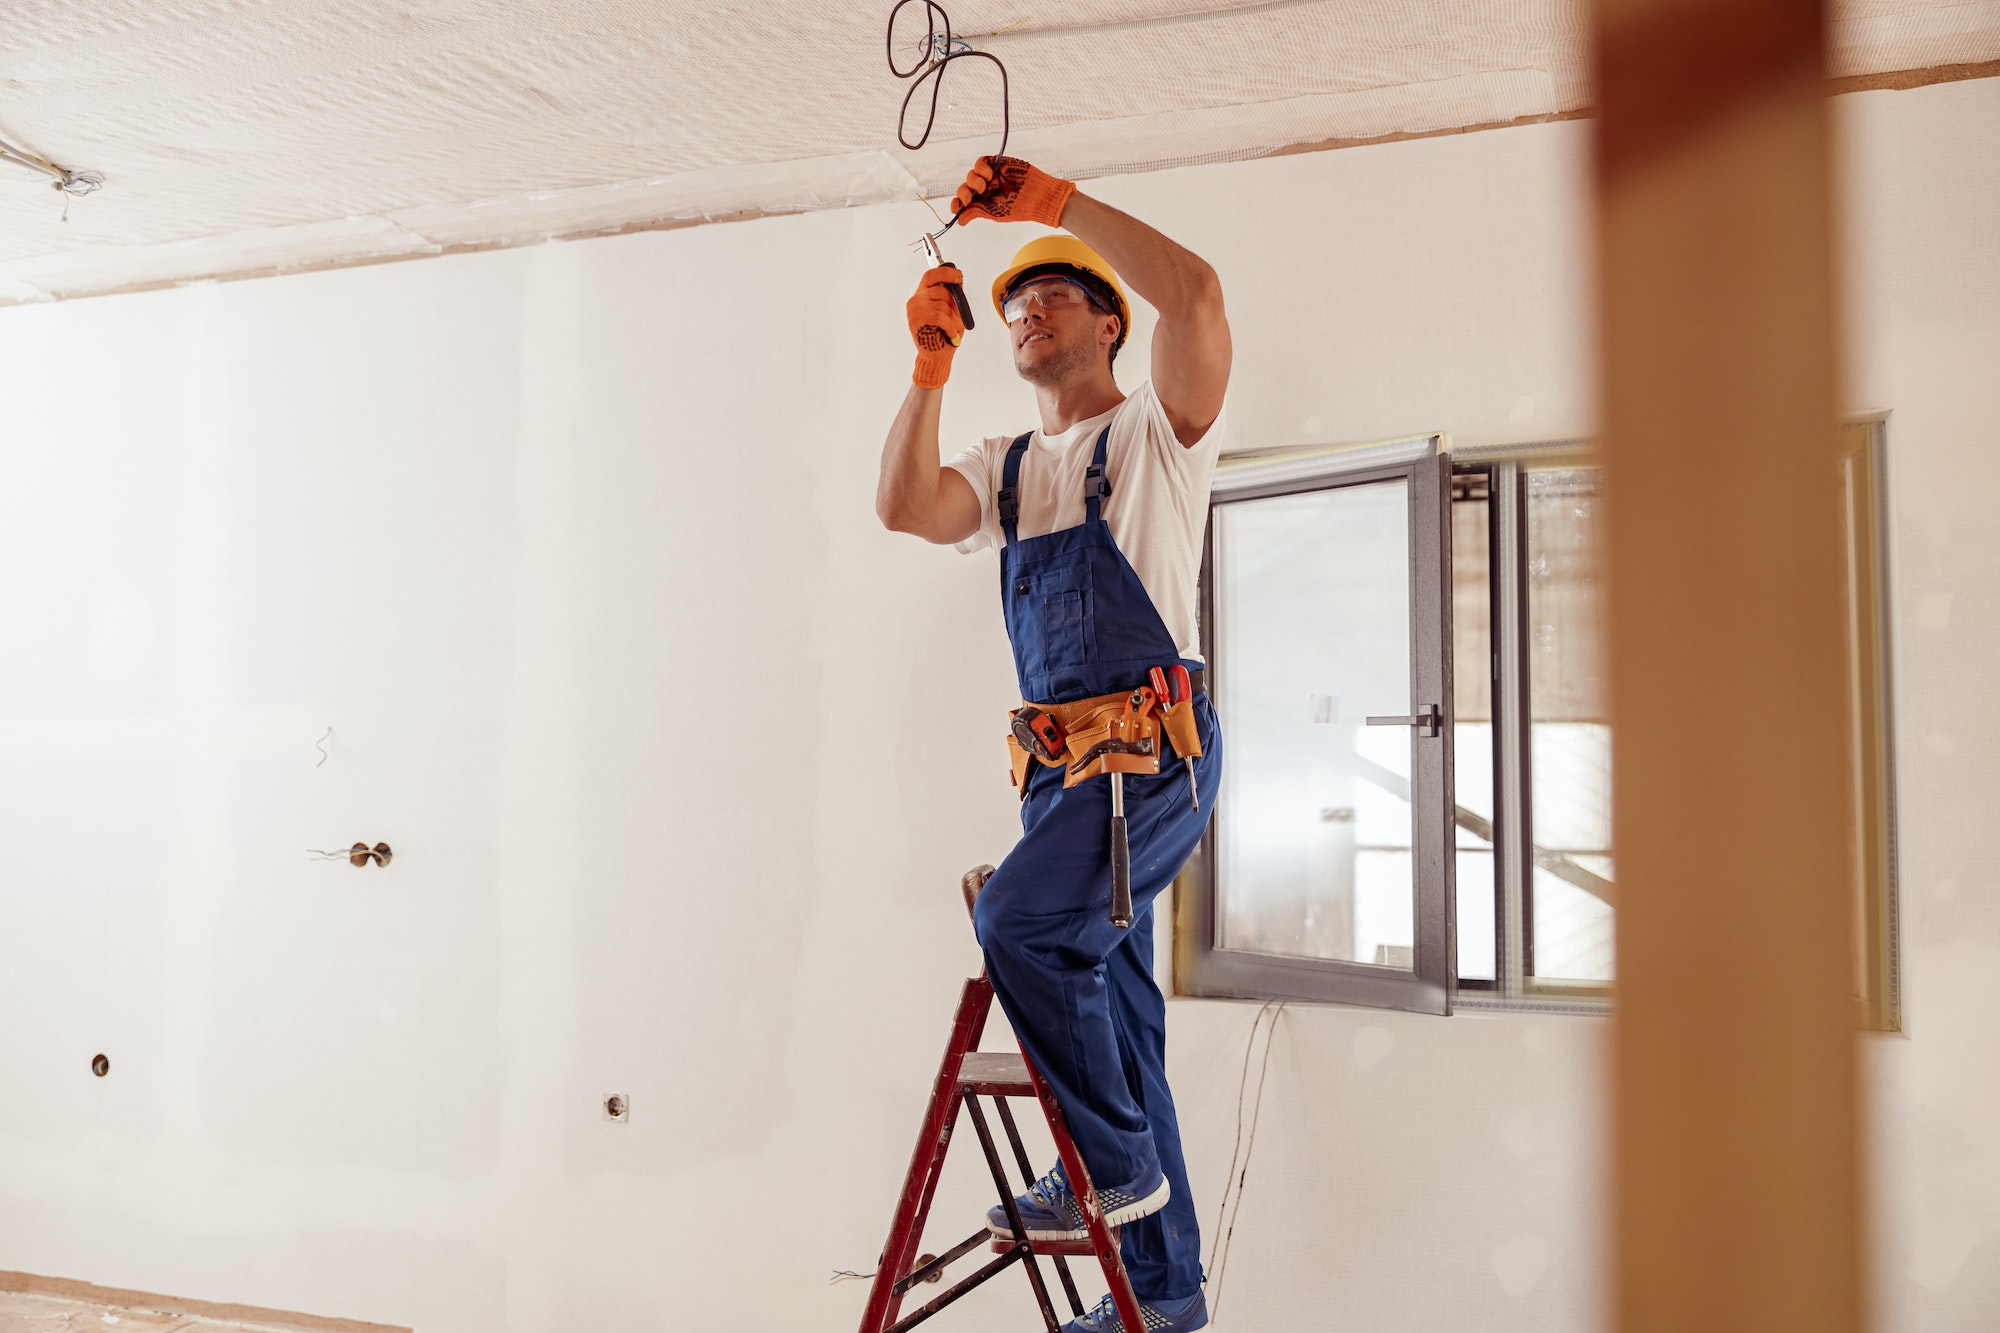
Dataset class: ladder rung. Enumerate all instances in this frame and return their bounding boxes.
[956,1051,1035,1095]
[862,973,1143,1333]
[988,1232,1110,1256]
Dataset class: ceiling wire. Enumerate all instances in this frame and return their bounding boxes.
[886,0,1011,158]
[0,131,104,221]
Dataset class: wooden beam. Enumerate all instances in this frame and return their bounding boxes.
[1591,1,1868,1332]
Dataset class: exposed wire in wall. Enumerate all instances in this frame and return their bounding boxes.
[0,131,104,221]
[314,726,334,767]
[1205,999,1287,1319]
[309,843,393,866]
[886,1,1010,158]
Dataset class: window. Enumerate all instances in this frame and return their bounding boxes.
[1176,436,1455,1015]
[1462,457,1620,1006]
[1177,424,1900,1026]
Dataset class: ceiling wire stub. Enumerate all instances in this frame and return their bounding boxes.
[0,133,105,221]
[55,169,105,197]
[927,33,972,63]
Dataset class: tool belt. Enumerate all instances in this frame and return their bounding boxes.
[1006,673,1205,795]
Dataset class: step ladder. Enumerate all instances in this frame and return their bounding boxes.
[856,867,1147,1333]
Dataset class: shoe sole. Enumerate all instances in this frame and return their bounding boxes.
[988,1177,1172,1243]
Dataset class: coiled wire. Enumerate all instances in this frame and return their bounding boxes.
[886,0,1009,158]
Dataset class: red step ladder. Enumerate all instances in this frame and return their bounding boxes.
[857,868,1146,1333]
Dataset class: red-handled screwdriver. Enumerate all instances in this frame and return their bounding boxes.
[1166,664,1198,811]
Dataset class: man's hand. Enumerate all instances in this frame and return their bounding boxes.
[907,266,967,389]
[950,156,1076,228]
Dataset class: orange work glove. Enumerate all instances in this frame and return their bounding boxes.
[907,266,966,390]
[950,156,1076,228]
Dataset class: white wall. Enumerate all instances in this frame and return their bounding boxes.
[0,76,1993,1333]
[1838,77,2000,1332]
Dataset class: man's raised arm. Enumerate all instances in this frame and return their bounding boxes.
[950,157,1230,448]
[877,381,981,545]
[1058,192,1230,447]
[877,265,981,545]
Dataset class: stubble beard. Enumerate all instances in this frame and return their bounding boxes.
[1015,333,1098,388]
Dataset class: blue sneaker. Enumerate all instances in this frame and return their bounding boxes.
[1061,1288,1208,1333]
[985,1161,1171,1242]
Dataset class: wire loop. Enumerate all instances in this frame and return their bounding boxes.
[886,0,1010,158]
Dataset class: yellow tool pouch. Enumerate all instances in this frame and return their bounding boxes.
[1007,688,1200,795]
[1007,733,1035,793]
[1060,707,1161,785]
[1160,698,1203,763]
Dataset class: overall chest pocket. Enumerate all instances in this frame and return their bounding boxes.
[1010,565,1095,673]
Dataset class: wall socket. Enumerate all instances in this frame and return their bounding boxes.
[603,1092,629,1122]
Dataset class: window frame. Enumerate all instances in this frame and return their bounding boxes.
[1174,435,1457,1016]
[1454,445,1615,1013]
[1177,426,1901,1025]
[1839,416,1901,1032]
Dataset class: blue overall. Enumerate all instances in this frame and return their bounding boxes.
[972,425,1223,1303]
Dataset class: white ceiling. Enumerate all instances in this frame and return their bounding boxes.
[0,0,1993,302]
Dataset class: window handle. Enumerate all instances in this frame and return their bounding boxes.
[1364,704,1441,738]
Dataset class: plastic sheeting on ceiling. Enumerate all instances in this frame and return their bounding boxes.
[0,0,1993,302]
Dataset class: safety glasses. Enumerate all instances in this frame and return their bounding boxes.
[1002,277,1105,325]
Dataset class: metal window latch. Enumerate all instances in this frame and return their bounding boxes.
[1364,704,1442,737]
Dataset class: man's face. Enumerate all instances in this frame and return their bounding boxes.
[1007,277,1119,387]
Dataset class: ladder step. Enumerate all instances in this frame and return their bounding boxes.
[988,1232,1113,1256]
[956,1051,1035,1096]
[861,972,1144,1333]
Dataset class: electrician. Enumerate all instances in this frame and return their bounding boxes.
[876,156,1230,1333]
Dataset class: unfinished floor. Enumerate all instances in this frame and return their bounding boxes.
[0,1291,399,1333]
[0,1291,274,1332]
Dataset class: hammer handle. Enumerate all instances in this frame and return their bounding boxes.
[1109,816,1133,927]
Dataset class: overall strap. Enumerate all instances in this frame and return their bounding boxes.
[998,432,1033,546]
[1084,425,1113,524]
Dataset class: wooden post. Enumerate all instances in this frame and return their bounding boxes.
[1591,3,1868,1332]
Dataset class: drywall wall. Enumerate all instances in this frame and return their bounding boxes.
[0,74,1994,1333]
[1837,75,2000,1331]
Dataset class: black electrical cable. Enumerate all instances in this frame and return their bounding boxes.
[886,0,1009,159]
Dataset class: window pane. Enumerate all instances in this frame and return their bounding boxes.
[1525,468,1615,985]
[1214,479,1414,967]
[1452,474,1496,981]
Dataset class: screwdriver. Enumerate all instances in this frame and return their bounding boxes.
[1151,665,1199,812]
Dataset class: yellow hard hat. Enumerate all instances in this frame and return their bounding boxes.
[991,236,1131,353]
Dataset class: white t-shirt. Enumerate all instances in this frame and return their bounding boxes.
[945,380,1224,665]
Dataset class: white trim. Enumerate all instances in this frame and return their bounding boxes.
[1212,433,1443,497]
